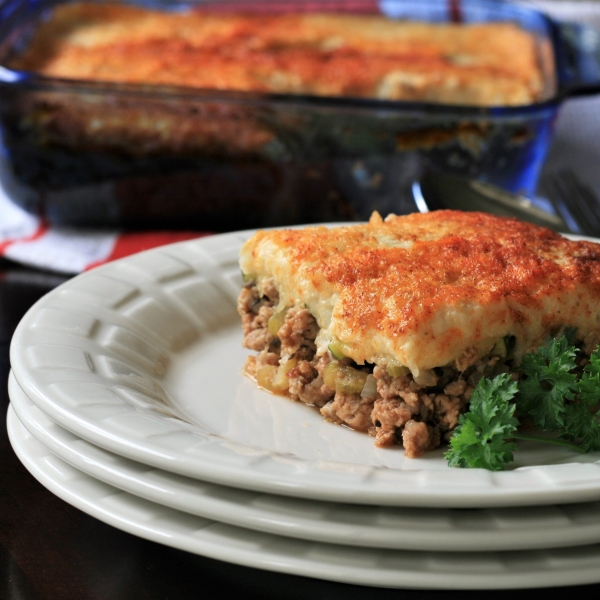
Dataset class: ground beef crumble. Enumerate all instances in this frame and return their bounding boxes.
[238,280,476,457]
[237,281,597,458]
[321,392,375,432]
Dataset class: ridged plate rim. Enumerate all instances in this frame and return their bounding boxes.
[12,404,600,591]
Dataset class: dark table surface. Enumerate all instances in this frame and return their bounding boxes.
[3,262,600,599]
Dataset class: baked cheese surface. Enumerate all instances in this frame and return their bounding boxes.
[240,211,600,375]
[11,3,548,106]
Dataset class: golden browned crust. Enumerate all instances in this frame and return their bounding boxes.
[10,2,548,106]
[241,211,600,373]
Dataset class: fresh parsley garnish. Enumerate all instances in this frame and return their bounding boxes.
[445,374,519,471]
[447,335,600,470]
[561,351,600,452]
[578,351,600,407]
[517,336,578,430]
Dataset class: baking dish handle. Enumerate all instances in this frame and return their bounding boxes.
[554,21,600,97]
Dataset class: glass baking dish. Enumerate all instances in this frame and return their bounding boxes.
[0,0,598,230]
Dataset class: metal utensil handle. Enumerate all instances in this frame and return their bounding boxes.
[555,21,600,97]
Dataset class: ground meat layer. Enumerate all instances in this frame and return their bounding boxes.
[237,280,478,457]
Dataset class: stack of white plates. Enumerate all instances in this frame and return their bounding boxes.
[9,229,600,590]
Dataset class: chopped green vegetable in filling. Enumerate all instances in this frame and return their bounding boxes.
[323,362,368,394]
[386,360,410,378]
[328,341,347,360]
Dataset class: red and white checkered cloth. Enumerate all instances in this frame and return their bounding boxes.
[0,191,209,274]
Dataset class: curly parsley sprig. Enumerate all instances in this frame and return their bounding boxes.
[445,374,519,471]
[517,336,578,431]
[447,335,600,470]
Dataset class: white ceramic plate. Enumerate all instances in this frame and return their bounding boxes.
[14,370,600,553]
[10,230,600,507]
[11,405,600,591]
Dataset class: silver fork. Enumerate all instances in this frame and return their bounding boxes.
[544,169,600,237]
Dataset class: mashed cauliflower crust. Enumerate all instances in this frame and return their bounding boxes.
[238,211,600,457]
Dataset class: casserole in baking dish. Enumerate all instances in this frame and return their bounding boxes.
[0,0,598,229]
[11,2,548,106]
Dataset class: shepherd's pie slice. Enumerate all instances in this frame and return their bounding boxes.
[238,211,600,457]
